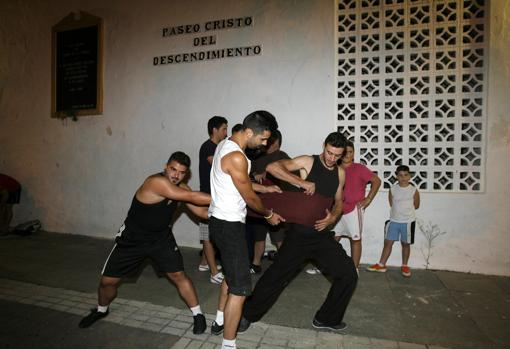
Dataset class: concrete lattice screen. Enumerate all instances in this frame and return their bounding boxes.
[335,0,488,193]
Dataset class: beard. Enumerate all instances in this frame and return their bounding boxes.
[245,146,267,160]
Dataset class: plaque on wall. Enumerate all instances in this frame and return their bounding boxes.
[52,12,103,118]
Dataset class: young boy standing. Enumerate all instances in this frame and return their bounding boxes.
[367,165,420,277]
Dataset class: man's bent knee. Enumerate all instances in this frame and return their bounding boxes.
[228,285,251,297]
[99,275,122,288]
[167,271,187,283]
[333,267,358,286]
[330,259,358,282]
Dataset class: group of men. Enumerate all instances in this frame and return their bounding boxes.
[79,111,375,349]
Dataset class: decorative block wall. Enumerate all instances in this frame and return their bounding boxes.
[336,0,488,192]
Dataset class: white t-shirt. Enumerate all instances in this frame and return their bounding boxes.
[209,139,251,223]
[390,183,417,223]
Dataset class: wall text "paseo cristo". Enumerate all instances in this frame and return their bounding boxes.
[161,16,253,37]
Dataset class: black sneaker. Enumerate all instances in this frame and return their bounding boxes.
[250,264,262,274]
[210,320,224,335]
[193,314,206,334]
[312,318,347,331]
[78,308,109,328]
[237,316,251,333]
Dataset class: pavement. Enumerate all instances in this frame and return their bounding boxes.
[0,231,509,349]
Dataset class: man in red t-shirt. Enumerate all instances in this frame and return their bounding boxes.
[335,141,380,268]
[308,141,380,273]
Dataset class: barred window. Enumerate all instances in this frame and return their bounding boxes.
[336,0,488,192]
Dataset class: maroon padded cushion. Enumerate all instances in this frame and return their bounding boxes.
[248,191,334,227]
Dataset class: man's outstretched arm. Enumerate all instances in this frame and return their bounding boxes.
[223,151,284,226]
[178,183,209,220]
[149,177,211,206]
[266,156,315,194]
[252,182,282,194]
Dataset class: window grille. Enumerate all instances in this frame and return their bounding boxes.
[335,0,488,192]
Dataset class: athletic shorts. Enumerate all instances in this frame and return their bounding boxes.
[384,220,415,244]
[101,225,184,277]
[334,205,364,241]
[249,217,285,243]
[199,221,210,241]
[209,216,251,296]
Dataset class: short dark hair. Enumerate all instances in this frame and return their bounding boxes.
[167,151,190,168]
[395,165,410,174]
[268,129,282,148]
[207,116,228,135]
[242,110,278,135]
[231,123,243,134]
[324,132,348,148]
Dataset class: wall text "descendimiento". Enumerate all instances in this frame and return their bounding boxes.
[153,45,261,65]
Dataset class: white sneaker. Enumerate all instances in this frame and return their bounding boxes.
[198,264,209,272]
[210,272,224,284]
[199,264,222,272]
[306,267,321,275]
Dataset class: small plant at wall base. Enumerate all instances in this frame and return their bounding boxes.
[417,219,447,270]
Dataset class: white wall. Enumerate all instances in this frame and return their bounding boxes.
[359,0,510,276]
[0,0,334,240]
[1,0,509,275]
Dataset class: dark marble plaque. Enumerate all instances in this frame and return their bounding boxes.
[56,26,98,111]
[52,12,102,118]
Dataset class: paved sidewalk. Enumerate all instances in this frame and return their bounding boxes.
[0,278,448,349]
[1,231,509,349]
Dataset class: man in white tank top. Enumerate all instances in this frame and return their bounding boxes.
[208,111,284,349]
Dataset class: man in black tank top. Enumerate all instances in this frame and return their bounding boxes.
[239,132,358,332]
[79,152,211,334]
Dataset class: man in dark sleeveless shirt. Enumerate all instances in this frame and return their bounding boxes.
[238,132,358,332]
[79,152,211,334]
[198,116,228,284]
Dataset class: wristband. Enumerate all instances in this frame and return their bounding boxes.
[264,209,274,220]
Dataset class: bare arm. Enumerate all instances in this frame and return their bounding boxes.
[207,155,214,165]
[223,151,284,225]
[139,177,211,206]
[414,188,420,209]
[186,204,209,220]
[314,167,345,231]
[252,182,282,194]
[267,156,315,194]
[178,183,210,220]
[388,189,393,207]
[359,174,382,209]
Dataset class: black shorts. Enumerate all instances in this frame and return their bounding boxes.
[101,227,184,277]
[209,216,251,296]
